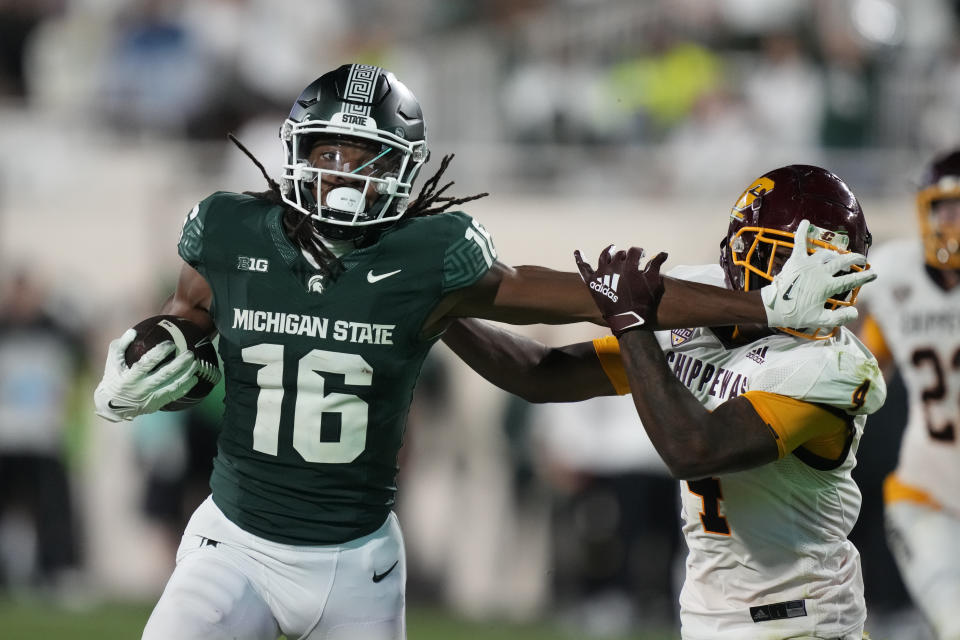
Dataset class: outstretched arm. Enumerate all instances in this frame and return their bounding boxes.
[616,329,778,478]
[425,227,874,335]
[658,278,761,328]
[441,319,615,403]
[430,261,768,329]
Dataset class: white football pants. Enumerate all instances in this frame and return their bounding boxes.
[886,500,960,640]
[142,496,406,640]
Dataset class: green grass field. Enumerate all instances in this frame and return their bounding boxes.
[0,599,678,640]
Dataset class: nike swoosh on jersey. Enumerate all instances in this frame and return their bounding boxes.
[367,269,402,283]
[372,560,399,583]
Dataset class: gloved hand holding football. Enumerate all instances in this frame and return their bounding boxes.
[94,315,220,422]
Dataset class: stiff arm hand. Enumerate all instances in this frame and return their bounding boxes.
[93,329,199,422]
[574,245,668,335]
[762,219,876,329]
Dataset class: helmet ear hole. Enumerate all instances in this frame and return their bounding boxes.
[376,176,399,195]
[293,162,317,183]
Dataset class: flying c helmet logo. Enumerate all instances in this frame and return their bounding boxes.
[730,176,775,221]
[807,223,850,251]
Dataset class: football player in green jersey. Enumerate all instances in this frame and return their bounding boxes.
[93,66,876,640]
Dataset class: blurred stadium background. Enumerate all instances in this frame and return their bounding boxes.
[0,0,953,638]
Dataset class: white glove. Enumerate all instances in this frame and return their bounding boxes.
[93,329,200,422]
[762,219,877,329]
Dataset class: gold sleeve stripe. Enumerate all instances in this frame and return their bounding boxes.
[592,336,631,395]
[860,314,892,363]
[741,390,848,459]
[883,473,941,509]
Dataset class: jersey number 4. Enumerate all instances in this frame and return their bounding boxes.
[243,344,371,463]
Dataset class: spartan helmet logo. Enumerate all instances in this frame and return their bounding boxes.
[307,275,325,294]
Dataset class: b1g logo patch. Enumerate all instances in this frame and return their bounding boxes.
[237,256,269,272]
[671,328,693,346]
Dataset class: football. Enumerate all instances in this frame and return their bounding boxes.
[123,315,220,411]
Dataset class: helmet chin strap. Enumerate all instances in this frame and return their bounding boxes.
[305,226,358,258]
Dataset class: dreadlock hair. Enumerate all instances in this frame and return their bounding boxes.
[228,134,489,281]
[405,153,488,218]
[229,134,345,280]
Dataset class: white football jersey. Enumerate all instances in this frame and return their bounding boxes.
[859,239,960,516]
[662,264,886,640]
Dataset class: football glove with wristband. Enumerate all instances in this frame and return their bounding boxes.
[93,329,199,422]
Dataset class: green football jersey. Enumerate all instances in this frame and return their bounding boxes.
[178,191,496,544]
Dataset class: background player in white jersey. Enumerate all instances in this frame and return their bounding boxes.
[444,165,886,639]
[91,61,874,640]
[857,150,960,640]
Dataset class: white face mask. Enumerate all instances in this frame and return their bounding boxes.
[280,119,426,232]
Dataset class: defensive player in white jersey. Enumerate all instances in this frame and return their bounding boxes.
[443,165,886,639]
[857,150,960,640]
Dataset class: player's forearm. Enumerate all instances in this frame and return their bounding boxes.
[618,330,778,477]
[617,330,762,478]
[160,295,216,334]
[489,266,604,324]
[442,319,612,402]
[161,262,217,335]
[656,278,764,329]
[442,319,549,401]
[615,330,709,476]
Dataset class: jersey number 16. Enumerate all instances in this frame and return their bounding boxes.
[243,344,371,463]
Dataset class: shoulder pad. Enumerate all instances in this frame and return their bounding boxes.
[178,191,265,268]
[439,212,497,293]
[748,333,886,415]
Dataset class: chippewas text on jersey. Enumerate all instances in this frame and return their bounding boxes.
[666,351,751,400]
[231,308,395,345]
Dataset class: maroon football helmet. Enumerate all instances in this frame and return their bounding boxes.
[720,165,872,339]
[916,150,960,269]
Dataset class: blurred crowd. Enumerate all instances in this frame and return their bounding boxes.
[0,0,958,194]
[0,0,954,638]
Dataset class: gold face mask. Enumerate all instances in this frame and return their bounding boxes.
[917,179,960,270]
